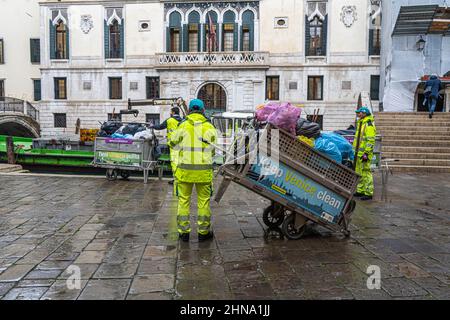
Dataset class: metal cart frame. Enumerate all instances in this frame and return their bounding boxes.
[93,136,158,183]
[215,123,361,240]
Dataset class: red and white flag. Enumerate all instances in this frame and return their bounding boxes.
[207,12,216,52]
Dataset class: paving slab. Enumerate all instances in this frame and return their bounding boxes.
[0,173,448,300]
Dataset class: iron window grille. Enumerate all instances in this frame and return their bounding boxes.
[54,113,67,128]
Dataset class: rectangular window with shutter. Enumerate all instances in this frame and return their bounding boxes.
[33,79,41,101]
[242,26,250,51]
[146,77,160,99]
[223,24,234,52]
[54,113,67,128]
[54,77,67,100]
[370,75,380,101]
[188,24,199,52]
[266,76,280,100]
[308,76,323,100]
[109,77,122,100]
[0,39,4,64]
[170,28,180,52]
[30,39,40,63]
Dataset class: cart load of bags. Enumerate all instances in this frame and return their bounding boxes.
[97,121,154,140]
[256,102,354,165]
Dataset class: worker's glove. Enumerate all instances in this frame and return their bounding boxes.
[361,153,369,162]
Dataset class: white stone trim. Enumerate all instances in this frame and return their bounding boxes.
[185,7,202,24]
[221,7,239,24]
[202,8,221,24]
[106,9,122,26]
[166,8,185,25]
[308,3,325,22]
[52,10,67,26]
[238,6,258,22]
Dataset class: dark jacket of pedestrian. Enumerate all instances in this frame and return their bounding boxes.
[425,75,442,99]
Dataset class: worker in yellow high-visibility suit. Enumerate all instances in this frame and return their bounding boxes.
[151,107,182,185]
[168,99,217,242]
[353,107,376,201]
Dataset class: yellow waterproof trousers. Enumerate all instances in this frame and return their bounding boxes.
[355,157,374,196]
[175,182,213,235]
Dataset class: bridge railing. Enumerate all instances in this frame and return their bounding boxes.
[0,97,39,121]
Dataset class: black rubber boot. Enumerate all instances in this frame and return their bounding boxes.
[198,231,214,242]
[354,192,365,197]
[360,195,373,201]
[179,233,190,242]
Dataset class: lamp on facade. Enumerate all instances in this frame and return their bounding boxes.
[416,36,426,51]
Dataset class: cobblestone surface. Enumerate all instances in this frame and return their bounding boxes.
[0,173,448,300]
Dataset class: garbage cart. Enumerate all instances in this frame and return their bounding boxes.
[215,123,360,240]
[93,136,158,183]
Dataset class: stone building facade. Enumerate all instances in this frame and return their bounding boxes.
[37,0,381,138]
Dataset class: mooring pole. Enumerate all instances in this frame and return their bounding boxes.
[6,136,15,164]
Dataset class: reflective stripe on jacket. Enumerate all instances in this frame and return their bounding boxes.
[168,112,217,183]
[353,115,376,158]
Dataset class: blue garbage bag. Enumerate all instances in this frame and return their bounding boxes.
[321,132,355,161]
[314,136,342,163]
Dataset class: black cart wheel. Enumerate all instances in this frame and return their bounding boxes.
[106,169,118,181]
[262,203,285,228]
[120,170,130,180]
[281,214,307,240]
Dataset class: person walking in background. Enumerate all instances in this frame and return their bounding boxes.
[423,74,443,119]
[353,107,376,201]
[168,99,217,242]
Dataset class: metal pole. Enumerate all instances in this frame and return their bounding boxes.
[352,119,363,171]
[6,136,15,164]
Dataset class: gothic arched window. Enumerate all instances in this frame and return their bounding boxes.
[109,20,121,58]
[55,21,67,59]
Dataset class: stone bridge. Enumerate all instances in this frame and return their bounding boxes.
[0,97,40,138]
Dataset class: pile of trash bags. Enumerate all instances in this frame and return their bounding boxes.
[256,102,301,135]
[97,121,154,140]
[255,102,354,165]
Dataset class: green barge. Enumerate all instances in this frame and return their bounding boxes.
[0,135,94,167]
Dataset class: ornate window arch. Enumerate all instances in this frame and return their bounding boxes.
[203,10,218,52]
[305,1,328,56]
[50,10,69,60]
[222,10,238,52]
[241,10,255,51]
[167,11,182,52]
[197,82,227,114]
[187,11,201,52]
[105,8,124,59]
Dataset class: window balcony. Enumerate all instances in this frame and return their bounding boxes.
[155,51,270,69]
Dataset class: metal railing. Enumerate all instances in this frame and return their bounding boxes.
[156,51,269,66]
[0,97,39,121]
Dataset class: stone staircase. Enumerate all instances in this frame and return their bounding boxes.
[375,112,450,173]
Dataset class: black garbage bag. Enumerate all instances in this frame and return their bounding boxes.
[97,130,110,137]
[122,123,146,136]
[100,121,123,135]
[295,118,321,138]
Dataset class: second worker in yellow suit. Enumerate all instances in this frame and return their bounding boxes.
[150,107,182,185]
[168,99,217,242]
[353,107,376,201]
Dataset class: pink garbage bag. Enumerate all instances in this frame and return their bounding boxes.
[267,102,301,135]
[255,102,280,122]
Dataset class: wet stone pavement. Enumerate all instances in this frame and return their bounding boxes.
[0,173,449,300]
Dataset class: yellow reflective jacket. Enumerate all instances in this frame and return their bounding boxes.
[353,115,376,158]
[168,112,217,183]
[166,117,180,141]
